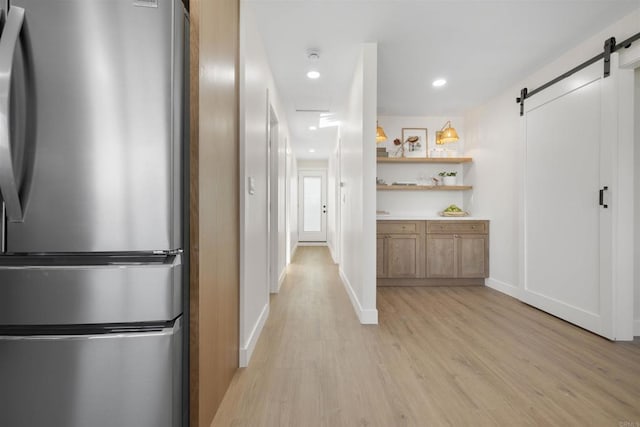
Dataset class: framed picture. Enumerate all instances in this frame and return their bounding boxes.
[401,128,428,157]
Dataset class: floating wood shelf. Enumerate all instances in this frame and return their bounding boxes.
[377,185,473,191]
[376,157,473,164]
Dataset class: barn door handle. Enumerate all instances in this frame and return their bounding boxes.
[599,186,608,208]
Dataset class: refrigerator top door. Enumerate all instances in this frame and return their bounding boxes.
[4,0,184,253]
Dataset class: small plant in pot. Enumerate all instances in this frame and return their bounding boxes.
[438,171,458,186]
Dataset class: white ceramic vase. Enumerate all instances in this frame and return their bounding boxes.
[443,176,457,186]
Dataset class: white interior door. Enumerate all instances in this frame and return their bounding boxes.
[298,170,327,242]
[522,59,615,339]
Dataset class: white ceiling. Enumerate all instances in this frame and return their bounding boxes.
[246,0,640,159]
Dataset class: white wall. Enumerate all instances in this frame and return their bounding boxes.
[464,90,521,294]
[635,68,640,335]
[464,8,639,337]
[285,142,295,264]
[338,43,378,324]
[376,115,468,216]
[277,131,287,287]
[297,159,328,169]
[239,6,291,366]
[289,155,298,259]
[328,146,339,263]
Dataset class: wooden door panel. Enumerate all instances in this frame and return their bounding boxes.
[376,236,387,278]
[388,235,420,278]
[426,235,455,278]
[458,235,488,278]
[190,0,240,423]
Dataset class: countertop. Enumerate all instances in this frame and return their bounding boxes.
[376,213,489,221]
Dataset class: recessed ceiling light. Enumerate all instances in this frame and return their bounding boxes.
[309,148,316,153]
[432,78,447,87]
[309,126,317,131]
[307,70,320,79]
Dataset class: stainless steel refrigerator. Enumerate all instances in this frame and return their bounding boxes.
[0,1,189,426]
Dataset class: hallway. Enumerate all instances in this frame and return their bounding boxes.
[213,247,640,426]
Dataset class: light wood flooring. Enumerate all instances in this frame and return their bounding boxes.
[213,247,640,426]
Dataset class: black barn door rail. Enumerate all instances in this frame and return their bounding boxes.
[516,31,640,116]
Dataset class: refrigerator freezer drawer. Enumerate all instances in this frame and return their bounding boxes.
[0,255,182,325]
[0,317,182,427]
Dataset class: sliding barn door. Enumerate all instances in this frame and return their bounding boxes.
[522,59,616,339]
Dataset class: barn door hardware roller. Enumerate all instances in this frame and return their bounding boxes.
[603,37,616,77]
[515,31,640,116]
[516,88,527,117]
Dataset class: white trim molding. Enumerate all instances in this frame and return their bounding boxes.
[239,303,269,368]
[619,42,640,69]
[635,320,640,337]
[274,268,286,293]
[339,268,378,324]
[328,242,338,264]
[485,277,520,299]
[297,242,327,246]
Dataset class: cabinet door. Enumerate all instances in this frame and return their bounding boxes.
[376,236,387,278]
[426,235,455,278]
[387,234,423,278]
[457,235,489,278]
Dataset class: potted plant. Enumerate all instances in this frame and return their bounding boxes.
[438,171,458,186]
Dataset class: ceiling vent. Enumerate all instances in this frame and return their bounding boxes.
[295,109,330,113]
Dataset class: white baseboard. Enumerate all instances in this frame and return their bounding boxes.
[487,279,640,339]
[239,303,269,368]
[276,268,286,293]
[485,277,519,298]
[339,268,378,325]
[360,307,378,324]
[328,242,338,264]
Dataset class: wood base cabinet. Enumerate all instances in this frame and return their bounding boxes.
[426,234,488,279]
[377,220,489,286]
[376,221,425,279]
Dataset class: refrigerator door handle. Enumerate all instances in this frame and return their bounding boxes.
[1,203,5,253]
[0,6,26,222]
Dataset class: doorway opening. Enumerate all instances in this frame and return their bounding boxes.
[267,104,280,293]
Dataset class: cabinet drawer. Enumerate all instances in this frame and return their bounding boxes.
[427,221,488,234]
[377,221,422,234]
